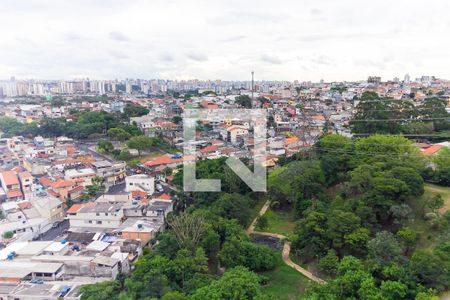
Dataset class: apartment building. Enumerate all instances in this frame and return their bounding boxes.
[68,203,124,229]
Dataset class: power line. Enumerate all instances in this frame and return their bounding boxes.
[351,98,437,103]
[317,140,425,148]
[313,146,450,159]
[352,133,449,137]
[352,107,446,112]
[350,117,448,122]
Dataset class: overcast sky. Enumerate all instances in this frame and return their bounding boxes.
[1,0,449,81]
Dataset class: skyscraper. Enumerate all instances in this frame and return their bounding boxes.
[404,74,410,84]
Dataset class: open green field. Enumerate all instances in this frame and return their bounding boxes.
[264,208,297,236]
[407,183,450,250]
[261,255,311,300]
[423,183,450,214]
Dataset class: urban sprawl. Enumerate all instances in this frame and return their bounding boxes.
[0,74,449,299]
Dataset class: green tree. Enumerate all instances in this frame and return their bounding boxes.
[107,128,131,141]
[0,116,21,134]
[218,239,277,272]
[419,97,450,131]
[211,193,252,227]
[127,135,154,155]
[2,231,13,239]
[124,254,171,299]
[123,104,149,119]
[97,140,114,153]
[155,232,180,259]
[172,116,183,124]
[335,256,378,299]
[317,134,353,184]
[380,280,408,300]
[171,248,208,289]
[235,95,252,108]
[292,212,329,260]
[350,91,419,134]
[318,249,339,275]
[415,289,439,300]
[255,215,268,230]
[368,231,403,267]
[190,267,263,300]
[427,194,444,212]
[389,204,413,226]
[167,213,205,251]
[326,210,362,254]
[161,291,188,300]
[344,227,370,256]
[396,227,418,255]
[80,280,121,300]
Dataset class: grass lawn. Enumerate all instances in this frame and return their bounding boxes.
[423,183,450,214]
[407,183,450,250]
[261,255,311,300]
[264,208,297,236]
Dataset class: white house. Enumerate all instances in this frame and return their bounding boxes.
[68,203,124,229]
[125,174,154,194]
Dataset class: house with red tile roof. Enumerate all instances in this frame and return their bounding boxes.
[0,170,23,201]
[153,193,172,201]
[39,177,84,202]
[143,154,195,172]
[131,191,148,201]
[200,100,219,109]
[66,202,96,215]
[198,145,220,159]
[421,144,445,156]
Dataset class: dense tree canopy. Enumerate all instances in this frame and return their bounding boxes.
[80,133,450,300]
[350,91,450,135]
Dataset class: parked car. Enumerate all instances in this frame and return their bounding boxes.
[31,279,44,284]
[51,221,61,229]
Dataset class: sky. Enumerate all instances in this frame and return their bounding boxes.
[1,0,450,82]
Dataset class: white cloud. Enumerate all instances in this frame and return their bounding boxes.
[0,0,449,81]
[261,54,282,65]
[108,31,130,42]
[186,52,209,62]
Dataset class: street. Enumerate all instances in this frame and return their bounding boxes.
[38,219,70,241]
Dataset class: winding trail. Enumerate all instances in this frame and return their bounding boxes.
[248,200,326,284]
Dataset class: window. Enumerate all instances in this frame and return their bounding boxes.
[96,221,102,224]
[88,220,93,223]
[105,213,108,216]
[96,213,100,216]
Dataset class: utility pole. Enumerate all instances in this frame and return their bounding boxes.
[251,71,254,107]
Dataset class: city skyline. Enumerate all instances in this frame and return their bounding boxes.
[1,0,450,81]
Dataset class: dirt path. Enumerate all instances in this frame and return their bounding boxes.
[246,200,271,235]
[247,201,326,284]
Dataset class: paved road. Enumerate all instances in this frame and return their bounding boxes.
[39,219,70,241]
[247,200,326,284]
[159,181,178,193]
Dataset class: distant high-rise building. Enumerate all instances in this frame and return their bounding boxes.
[367,76,381,85]
[404,74,410,84]
[126,81,132,94]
